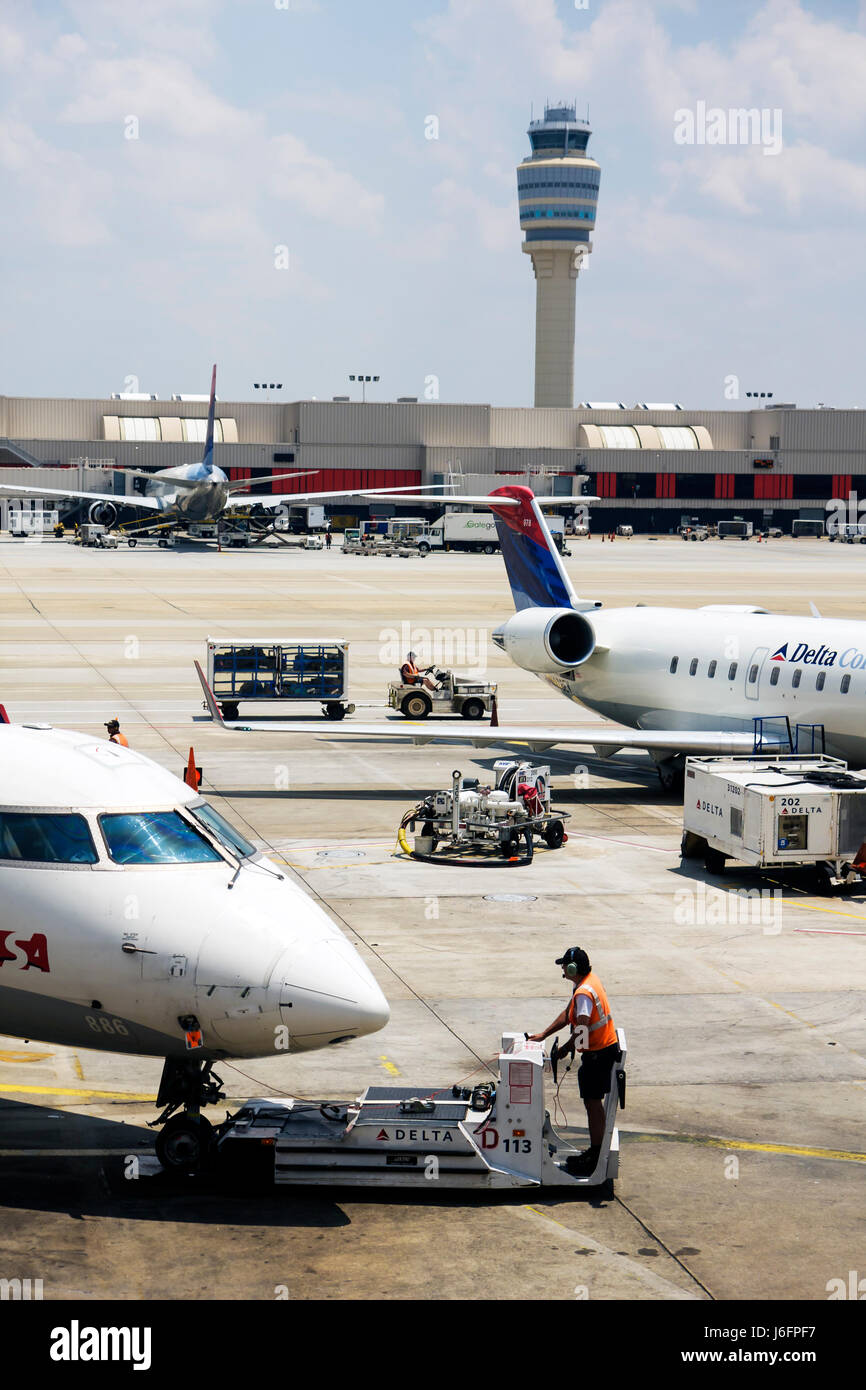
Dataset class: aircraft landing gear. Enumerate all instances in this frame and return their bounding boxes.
[655,756,685,796]
[150,1055,226,1172]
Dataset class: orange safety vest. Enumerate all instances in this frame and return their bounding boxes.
[401,661,420,685]
[109,732,129,747]
[567,970,617,1050]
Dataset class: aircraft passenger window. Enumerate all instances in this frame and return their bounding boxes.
[190,803,257,858]
[728,662,738,680]
[841,675,851,694]
[707,660,717,678]
[0,812,98,864]
[748,664,758,683]
[100,811,223,865]
[689,658,698,676]
[792,669,802,688]
[669,656,679,673]
[816,672,826,691]
[770,667,780,686]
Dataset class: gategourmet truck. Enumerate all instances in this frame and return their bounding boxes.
[420,511,567,555]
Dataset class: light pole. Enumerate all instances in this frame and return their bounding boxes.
[253,382,283,402]
[349,374,379,403]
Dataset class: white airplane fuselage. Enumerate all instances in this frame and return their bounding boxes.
[0,727,389,1062]
[544,606,866,765]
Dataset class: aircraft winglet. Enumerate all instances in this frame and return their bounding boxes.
[195,660,225,726]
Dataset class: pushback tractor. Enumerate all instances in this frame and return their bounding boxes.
[201,1031,627,1194]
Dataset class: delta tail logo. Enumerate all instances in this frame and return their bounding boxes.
[771,644,788,661]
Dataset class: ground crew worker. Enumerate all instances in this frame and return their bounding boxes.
[325,528,332,550]
[527,946,618,1173]
[105,718,129,747]
[400,651,439,692]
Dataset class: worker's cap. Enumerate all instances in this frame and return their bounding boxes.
[407,651,417,660]
[555,947,590,975]
[104,718,120,730]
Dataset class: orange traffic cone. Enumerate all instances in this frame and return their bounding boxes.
[184,747,202,789]
[490,693,499,727]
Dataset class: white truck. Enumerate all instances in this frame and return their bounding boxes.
[418,511,567,555]
[7,508,59,536]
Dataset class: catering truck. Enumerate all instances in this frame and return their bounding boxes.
[418,512,567,555]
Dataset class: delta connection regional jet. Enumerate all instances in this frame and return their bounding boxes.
[196,486,866,785]
[0,366,436,529]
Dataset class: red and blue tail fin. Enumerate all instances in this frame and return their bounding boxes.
[202,364,217,472]
[489,486,576,611]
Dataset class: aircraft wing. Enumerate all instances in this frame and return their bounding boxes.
[226,485,453,512]
[194,663,761,756]
[0,482,162,512]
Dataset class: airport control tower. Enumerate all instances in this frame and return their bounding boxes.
[517,104,600,407]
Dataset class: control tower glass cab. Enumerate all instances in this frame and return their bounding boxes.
[517,103,601,408]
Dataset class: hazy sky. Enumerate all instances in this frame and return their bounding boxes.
[1,0,864,409]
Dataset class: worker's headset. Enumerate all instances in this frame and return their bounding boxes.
[560,949,589,978]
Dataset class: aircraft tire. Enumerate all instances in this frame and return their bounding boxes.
[155,1114,215,1171]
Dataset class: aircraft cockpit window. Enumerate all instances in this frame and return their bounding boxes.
[100,812,223,865]
[0,812,98,864]
[189,803,257,859]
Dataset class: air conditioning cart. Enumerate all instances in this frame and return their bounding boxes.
[681,754,866,889]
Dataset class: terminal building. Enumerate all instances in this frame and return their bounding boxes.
[0,109,862,534]
[0,393,864,533]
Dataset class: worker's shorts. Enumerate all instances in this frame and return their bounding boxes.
[578,1042,620,1101]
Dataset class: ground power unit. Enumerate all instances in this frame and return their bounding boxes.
[681,755,866,887]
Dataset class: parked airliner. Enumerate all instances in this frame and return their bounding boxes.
[0,365,434,529]
[0,718,389,1168]
[196,486,865,785]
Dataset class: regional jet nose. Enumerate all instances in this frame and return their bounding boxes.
[271,938,390,1051]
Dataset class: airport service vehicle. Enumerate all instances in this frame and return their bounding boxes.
[388,667,496,720]
[75,523,116,547]
[792,519,825,539]
[0,719,389,1169]
[681,754,866,888]
[7,509,59,536]
[204,1031,626,1193]
[0,366,438,533]
[419,511,568,555]
[198,483,866,791]
[205,638,354,721]
[399,763,568,864]
[284,504,326,533]
[680,523,708,541]
[834,523,866,544]
[717,519,753,539]
[615,524,633,538]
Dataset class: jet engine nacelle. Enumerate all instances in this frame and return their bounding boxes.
[89,501,118,528]
[493,607,596,674]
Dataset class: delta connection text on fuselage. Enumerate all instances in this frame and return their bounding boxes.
[771,642,866,670]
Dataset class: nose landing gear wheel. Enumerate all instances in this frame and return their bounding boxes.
[155,1114,215,1171]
